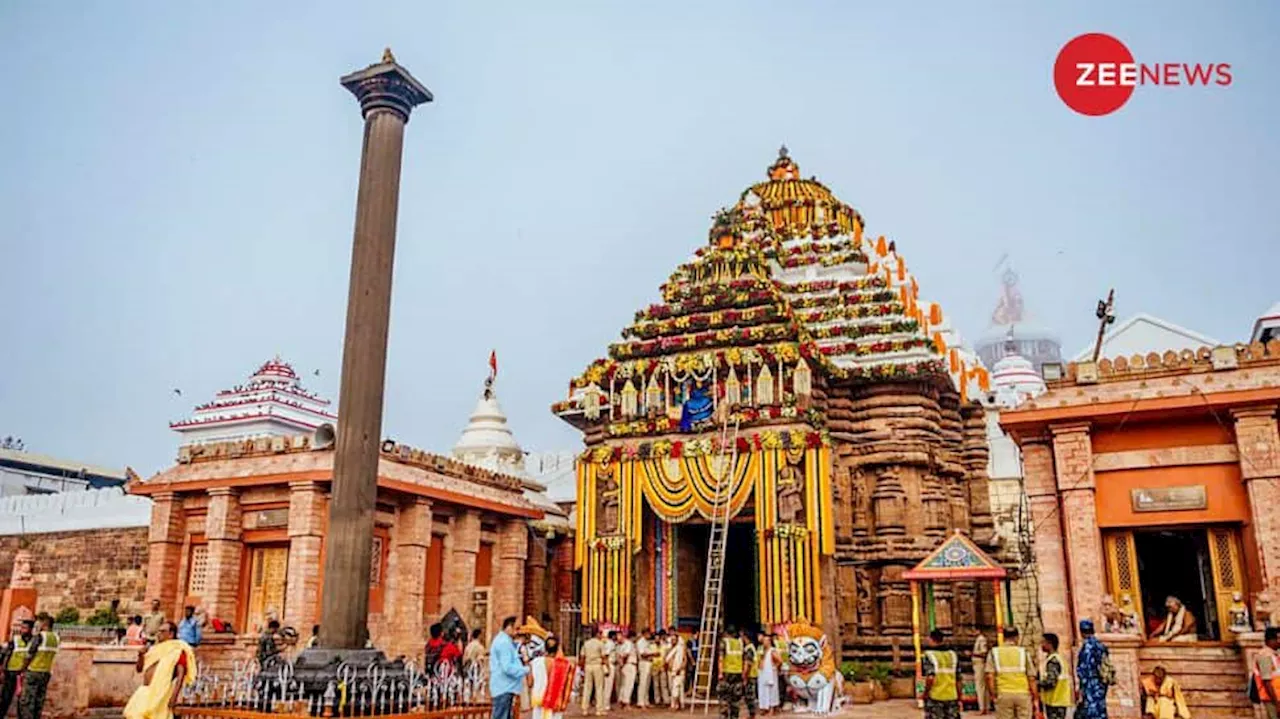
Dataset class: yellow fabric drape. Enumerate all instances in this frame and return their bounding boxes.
[637,453,758,521]
[124,640,198,719]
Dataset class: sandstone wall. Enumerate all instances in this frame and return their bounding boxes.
[0,527,149,616]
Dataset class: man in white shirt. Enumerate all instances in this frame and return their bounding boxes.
[636,629,655,708]
[666,627,689,710]
[618,631,638,707]
[603,630,618,709]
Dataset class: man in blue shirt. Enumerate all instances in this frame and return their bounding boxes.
[176,606,202,647]
[489,616,529,719]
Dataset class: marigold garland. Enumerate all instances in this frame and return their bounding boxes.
[787,290,899,310]
[624,304,788,340]
[817,337,935,357]
[584,428,828,461]
[610,323,796,360]
[776,277,885,293]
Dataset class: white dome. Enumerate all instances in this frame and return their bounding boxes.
[990,351,1045,409]
[451,379,527,475]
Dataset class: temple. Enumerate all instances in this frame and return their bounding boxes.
[169,357,338,443]
[554,148,1003,658]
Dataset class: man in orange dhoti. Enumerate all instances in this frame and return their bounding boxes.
[528,636,574,719]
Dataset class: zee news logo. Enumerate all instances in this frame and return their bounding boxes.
[1053,33,1232,116]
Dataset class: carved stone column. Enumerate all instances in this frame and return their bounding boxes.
[204,488,243,622]
[1233,406,1280,593]
[1050,423,1104,643]
[494,520,529,624]
[384,498,431,659]
[285,481,327,632]
[145,491,186,616]
[442,511,480,619]
[1022,436,1072,644]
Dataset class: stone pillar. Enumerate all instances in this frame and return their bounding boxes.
[383,498,431,659]
[442,511,480,619]
[524,532,548,620]
[204,488,243,622]
[1233,406,1280,593]
[145,492,186,615]
[1022,437,1073,643]
[319,52,432,649]
[494,520,529,624]
[1051,423,1105,640]
[285,481,327,632]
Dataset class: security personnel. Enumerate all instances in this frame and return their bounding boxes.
[0,619,36,719]
[719,625,745,719]
[1037,633,1072,719]
[985,627,1038,719]
[18,614,58,719]
[923,630,961,719]
[743,633,759,719]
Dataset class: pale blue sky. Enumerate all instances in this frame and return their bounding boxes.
[1,1,1277,475]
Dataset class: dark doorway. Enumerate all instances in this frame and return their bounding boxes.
[676,521,758,632]
[1134,528,1218,640]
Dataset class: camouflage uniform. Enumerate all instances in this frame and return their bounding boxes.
[719,675,744,719]
[921,650,962,719]
[742,642,758,718]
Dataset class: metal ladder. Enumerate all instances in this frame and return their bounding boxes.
[690,417,741,711]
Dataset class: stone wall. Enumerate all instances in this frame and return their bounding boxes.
[0,527,149,616]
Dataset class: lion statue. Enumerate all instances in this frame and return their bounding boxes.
[783,622,843,714]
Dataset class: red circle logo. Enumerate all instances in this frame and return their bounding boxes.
[1054,33,1136,116]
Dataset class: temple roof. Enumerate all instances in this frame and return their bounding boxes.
[903,530,1007,581]
[171,356,336,440]
[556,149,987,435]
[1071,313,1220,362]
[1252,301,1280,344]
[452,377,527,478]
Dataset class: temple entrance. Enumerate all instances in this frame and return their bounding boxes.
[675,521,758,631]
[1134,529,1219,640]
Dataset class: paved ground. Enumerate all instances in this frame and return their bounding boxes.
[545,699,925,718]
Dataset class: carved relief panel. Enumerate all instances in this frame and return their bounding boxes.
[872,467,906,535]
[597,463,621,535]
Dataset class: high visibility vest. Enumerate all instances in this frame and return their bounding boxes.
[6,636,29,671]
[925,650,959,701]
[991,646,1031,695]
[722,637,743,675]
[745,644,758,678]
[27,631,59,674]
[1042,654,1072,708]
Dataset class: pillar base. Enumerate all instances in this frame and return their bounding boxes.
[291,647,412,714]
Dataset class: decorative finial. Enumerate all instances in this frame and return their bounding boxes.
[778,144,789,159]
[382,47,396,64]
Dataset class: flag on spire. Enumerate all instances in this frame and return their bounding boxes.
[489,350,498,380]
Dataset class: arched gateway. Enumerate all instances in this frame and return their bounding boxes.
[553,149,1006,659]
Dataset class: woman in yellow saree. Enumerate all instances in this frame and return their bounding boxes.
[125,621,198,719]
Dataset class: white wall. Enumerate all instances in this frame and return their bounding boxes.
[0,487,151,536]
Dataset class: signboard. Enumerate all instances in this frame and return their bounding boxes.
[253,508,290,528]
[1131,485,1207,513]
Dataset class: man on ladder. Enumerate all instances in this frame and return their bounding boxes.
[719,625,746,719]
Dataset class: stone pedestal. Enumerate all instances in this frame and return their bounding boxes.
[1101,633,1144,719]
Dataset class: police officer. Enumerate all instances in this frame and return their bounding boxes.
[719,625,745,719]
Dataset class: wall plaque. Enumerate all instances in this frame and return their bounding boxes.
[1130,485,1207,513]
[254,508,290,528]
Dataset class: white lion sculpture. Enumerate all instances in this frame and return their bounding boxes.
[784,622,844,715]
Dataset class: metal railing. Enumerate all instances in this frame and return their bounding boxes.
[176,658,491,718]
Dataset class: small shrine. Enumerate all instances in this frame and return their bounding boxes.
[170,357,337,444]
[554,148,1003,658]
[903,531,1009,704]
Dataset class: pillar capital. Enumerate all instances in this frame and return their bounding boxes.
[207,486,239,498]
[1048,422,1092,437]
[340,52,433,123]
[1231,405,1279,422]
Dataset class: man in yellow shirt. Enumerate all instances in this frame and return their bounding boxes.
[1036,633,1072,719]
[985,627,1039,719]
[923,630,962,719]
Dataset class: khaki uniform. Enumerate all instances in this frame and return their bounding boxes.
[618,640,638,705]
[972,634,989,711]
[580,637,608,715]
[603,638,617,706]
[986,645,1037,719]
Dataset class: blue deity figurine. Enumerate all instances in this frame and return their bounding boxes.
[679,380,715,432]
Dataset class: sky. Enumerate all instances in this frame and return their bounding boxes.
[1,1,1277,476]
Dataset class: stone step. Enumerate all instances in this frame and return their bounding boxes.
[1179,688,1254,708]
[1139,659,1249,676]
[1146,673,1252,692]
[1138,645,1243,661]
